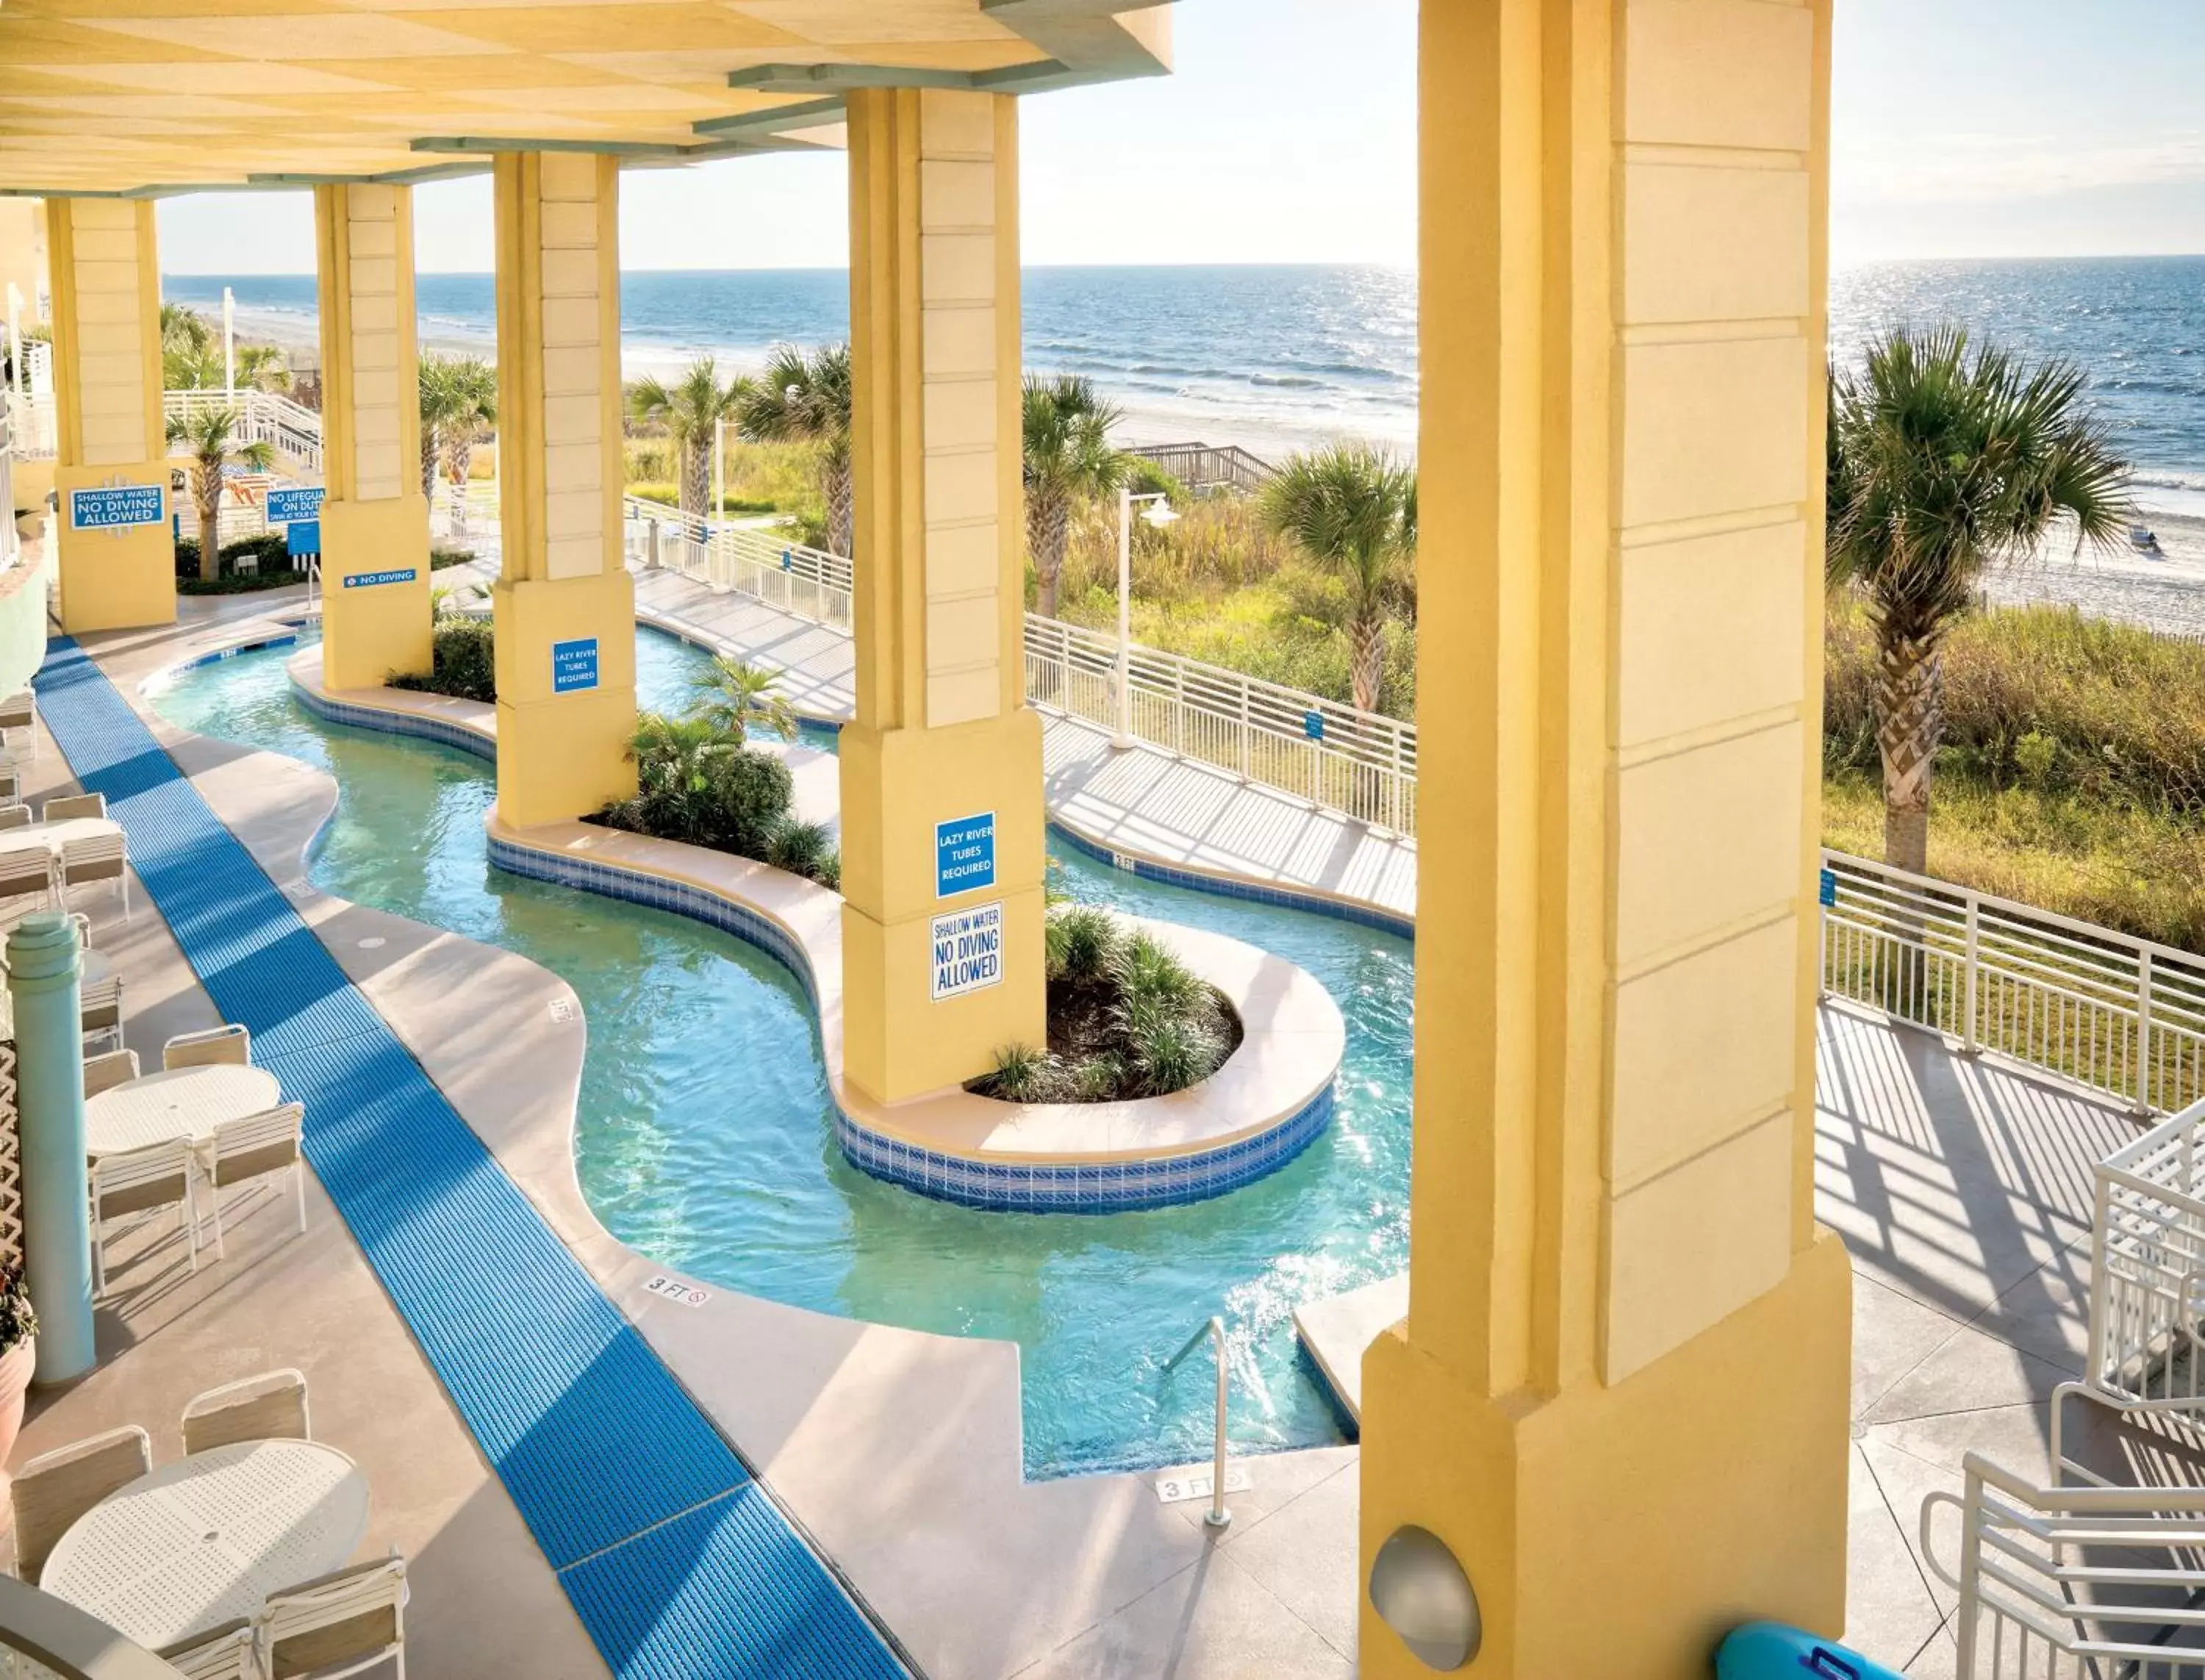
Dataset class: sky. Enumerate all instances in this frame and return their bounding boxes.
[156,0,2205,276]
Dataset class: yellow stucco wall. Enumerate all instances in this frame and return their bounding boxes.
[838,87,1046,1105]
[490,151,637,829]
[317,182,432,691]
[1356,2,1846,1673]
[46,198,172,634]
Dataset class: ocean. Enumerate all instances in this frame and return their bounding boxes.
[166,256,2205,514]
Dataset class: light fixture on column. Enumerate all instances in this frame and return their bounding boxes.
[1368,1524,1481,1670]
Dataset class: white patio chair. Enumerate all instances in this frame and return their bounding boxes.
[156,1619,254,1680]
[82,1047,140,1099]
[0,845,53,915]
[181,1368,310,1455]
[57,832,126,922]
[0,692,37,764]
[89,1138,198,1295]
[0,767,21,813]
[204,1103,306,1259]
[40,793,104,823]
[79,971,123,1055]
[164,1024,250,1071]
[254,1551,407,1680]
[0,808,29,833]
[10,1425,150,1584]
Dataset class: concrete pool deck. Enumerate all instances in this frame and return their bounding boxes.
[10,589,2168,1677]
[44,603,1365,1680]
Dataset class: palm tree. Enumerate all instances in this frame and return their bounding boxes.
[686,653,796,742]
[159,306,290,393]
[417,356,461,498]
[165,406,274,584]
[1022,375,1127,619]
[1257,443,1416,714]
[1828,326,2130,875]
[734,342,853,556]
[628,357,746,523]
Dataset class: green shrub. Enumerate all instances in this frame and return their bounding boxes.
[1046,902,1120,981]
[595,714,794,859]
[983,1042,1066,1103]
[629,482,679,506]
[429,548,475,570]
[765,818,836,884]
[389,617,495,703]
[1123,458,1189,506]
[1123,1010,1226,1098]
[174,531,302,582]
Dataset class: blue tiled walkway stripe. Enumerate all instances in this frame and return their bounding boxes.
[34,639,905,1680]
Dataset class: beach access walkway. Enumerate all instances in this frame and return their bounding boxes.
[624,565,1420,926]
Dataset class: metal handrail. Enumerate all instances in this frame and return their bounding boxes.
[1163,1315,1232,1531]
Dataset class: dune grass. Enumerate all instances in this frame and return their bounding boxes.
[1824,595,2205,950]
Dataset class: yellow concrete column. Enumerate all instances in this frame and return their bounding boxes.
[1357,3,1846,1675]
[838,87,1044,1105]
[315,183,431,691]
[488,152,636,828]
[46,198,172,633]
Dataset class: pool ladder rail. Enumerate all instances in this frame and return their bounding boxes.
[1164,1315,1233,1531]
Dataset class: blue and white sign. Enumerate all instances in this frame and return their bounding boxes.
[1818,866,1838,908]
[68,484,164,533]
[286,519,321,559]
[1303,711,1325,742]
[342,567,416,590]
[931,902,1003,1002]
[936,811,997,898]
[552,637,600,694]
[265,485,325,525]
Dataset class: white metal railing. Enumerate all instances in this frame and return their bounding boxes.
[430,478,499,548]
[1921,1451,2205,1677]
[1023,614,1418,833]
[623,493,1419,833]
[624,497,853,633]
[163,389,323,474]
[1163,1316,1234,1531]
[1821,850,2205,1116]
[3,392,52,462]
[2075,1097,2205,1420]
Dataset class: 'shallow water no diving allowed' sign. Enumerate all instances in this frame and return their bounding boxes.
[933,811,1002,1002]
[68,483,164,533]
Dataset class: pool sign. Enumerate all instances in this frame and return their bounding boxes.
[642,1274,711,1309]
[285,519,320,559]
[1303,710,1325,742]
[342,567,417,590]
[551,637,600,694]
[935,811,997,897]
[68,482,164,533]
[931,901,1003,1002]
[265,485,325,525]
[1819,866,1838,908]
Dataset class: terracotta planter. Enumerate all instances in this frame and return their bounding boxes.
[0,1338,35,1469]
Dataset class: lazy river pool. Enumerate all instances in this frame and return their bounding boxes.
[151,624,1416,1476]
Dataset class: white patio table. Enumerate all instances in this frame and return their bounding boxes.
[85,1065,282,1158]
[39,1438,369,1650]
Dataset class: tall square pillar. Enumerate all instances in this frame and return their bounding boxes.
[46,198,172,634]
[1358,3,1849,1675]
[489,152,636,828]
[837,88,1044,1105]
[315,183,431,691]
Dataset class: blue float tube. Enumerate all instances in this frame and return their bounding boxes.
[1717,1623,1901,1680]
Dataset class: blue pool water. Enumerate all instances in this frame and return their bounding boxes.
[151,626,1415,1476]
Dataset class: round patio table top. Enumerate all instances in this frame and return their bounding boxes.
[40,1437,368,1651]
[84,1064,282,1157]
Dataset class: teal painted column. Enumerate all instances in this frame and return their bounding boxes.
[8,915,92,1382]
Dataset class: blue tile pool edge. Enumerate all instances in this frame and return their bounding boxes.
[51,637,913,1680]
[282,665,1343,1214]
